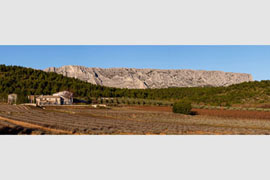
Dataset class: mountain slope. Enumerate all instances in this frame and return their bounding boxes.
[45,65,253,89]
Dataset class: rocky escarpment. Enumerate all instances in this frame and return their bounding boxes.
[44,65,253,89]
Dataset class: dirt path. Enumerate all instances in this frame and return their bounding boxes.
[0,116,73,135]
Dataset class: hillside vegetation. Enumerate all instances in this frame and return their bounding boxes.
[0,65,269,106]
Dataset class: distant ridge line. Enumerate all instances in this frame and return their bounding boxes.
[44,65,253,89]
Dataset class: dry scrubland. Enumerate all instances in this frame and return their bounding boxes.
[1,104,270,135]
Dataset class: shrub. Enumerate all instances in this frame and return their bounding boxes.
[173,101,192,115]
[146,101,152,105]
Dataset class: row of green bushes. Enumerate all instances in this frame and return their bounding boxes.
[94,98,173,106]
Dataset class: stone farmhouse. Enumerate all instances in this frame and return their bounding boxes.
[36,95,61,106]
[36,91,73,106]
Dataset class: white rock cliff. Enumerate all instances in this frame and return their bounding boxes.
[44,65,253,89]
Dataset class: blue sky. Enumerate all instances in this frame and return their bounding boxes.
[0,45,269,80]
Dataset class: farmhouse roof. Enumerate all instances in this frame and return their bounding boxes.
[36,95,61,99]
[53,91,73,99]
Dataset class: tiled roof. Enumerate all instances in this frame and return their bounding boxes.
[53,91,73,98]
[36,95,61,99]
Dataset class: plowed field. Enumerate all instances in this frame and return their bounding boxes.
[1,104,270,135]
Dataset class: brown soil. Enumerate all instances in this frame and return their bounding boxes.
[127,105,270,120]
[193,108,270,120]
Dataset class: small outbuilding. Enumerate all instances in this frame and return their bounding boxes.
[28,95,39,103]
[8,94,18,104]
